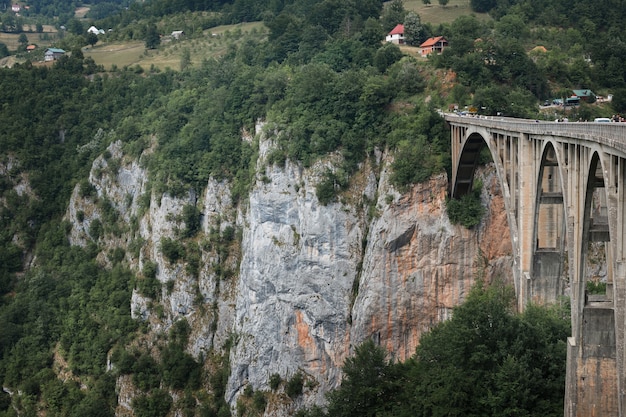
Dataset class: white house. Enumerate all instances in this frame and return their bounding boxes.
[386,24,405,44]
[171,30,184,40]
[87,25,105,35]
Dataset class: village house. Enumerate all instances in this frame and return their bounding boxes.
[87,25,105,35]
[44,48,65,61]
[11,4,20,12]
[419,36,448,57]
[26,44,36,52]
[171,30,184,40]
[572,89,596,103]
[385,24,405,45]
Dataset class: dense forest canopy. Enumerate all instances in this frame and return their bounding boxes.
[0,0,622,415]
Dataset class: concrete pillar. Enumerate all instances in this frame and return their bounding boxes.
[517,133,537,309]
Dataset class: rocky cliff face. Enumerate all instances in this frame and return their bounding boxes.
[65,125,513,416]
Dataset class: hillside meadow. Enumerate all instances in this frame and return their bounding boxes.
[84,21,265,71]
[84,1,485,71]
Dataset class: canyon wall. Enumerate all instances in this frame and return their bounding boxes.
[65,126,513,415]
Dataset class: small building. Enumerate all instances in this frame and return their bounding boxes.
[572,89,596,103]
[26,44,36,52]
[11,4,20,12]
[44,48,65,61]
[87,25,105,35]
[171,30,184,40]
[419,36,448,57]
[385,24,405,45]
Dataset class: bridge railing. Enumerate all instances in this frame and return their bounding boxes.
[444,113,626,155]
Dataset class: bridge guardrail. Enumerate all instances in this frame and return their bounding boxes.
[444,113,626,155]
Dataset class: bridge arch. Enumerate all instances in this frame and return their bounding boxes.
[580,151,613,302]
[531,141,568,304]
[452,128,495,199]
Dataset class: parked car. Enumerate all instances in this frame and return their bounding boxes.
[594,117,612,122]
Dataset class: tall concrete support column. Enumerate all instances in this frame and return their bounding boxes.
[607,155,626,416]
[516,133,537,310]
[564,144,587,417]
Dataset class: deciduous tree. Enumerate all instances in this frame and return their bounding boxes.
[403,12,423,46]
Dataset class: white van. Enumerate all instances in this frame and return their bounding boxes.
[594,117,612,122]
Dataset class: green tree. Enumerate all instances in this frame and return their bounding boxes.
[373,42,403,73]
[439,0,449,6]
[446,181,485,228]
[18,33,28,47]
[403,12,423,46]
[0,42,8,58]
[411,282,569,417]
[145,24,160,49]
[86,32,99,47]
[471,0,497,13]
[67,18,84,35]
[381,0,406,32]
[325,339,403,417]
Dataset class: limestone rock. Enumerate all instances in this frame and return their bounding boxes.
[64,127,513,417]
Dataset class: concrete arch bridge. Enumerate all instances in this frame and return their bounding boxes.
[445,113,626,417]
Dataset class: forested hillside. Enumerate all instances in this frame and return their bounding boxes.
[0,0,622,415]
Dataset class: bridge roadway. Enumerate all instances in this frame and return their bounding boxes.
[445,113,626,417]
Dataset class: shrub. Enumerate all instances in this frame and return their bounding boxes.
[181,204,201,238]
[79,179,96,198]
[132,389,172,417]
[586,280,607,295]
[132,354,161,391]
[286,372,304,399]
[160,237,185,263]
[252,390,267,412]
[269,373,281,390]
[89,219,103,240]
[446,182,485,228]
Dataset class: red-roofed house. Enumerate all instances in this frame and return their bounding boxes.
[386,24,405,45]
[419,36,448,57]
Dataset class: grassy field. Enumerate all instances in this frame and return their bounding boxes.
[0,25,58,51]
[403,0,490,25]
[84,21,266,71]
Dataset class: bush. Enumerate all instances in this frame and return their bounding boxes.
[160,237,185,263]
[132,354,161,391]
[285,372,304,399]
[446,182,485,228]
[586,280,607,295]
[269,373,282,390]
[132,389,172,417]
[252,390,267,412]
[181,204,201,238]
[89,219,103,240]
[161,345,201,390]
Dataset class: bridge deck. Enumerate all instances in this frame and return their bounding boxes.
[445,113,626,157]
